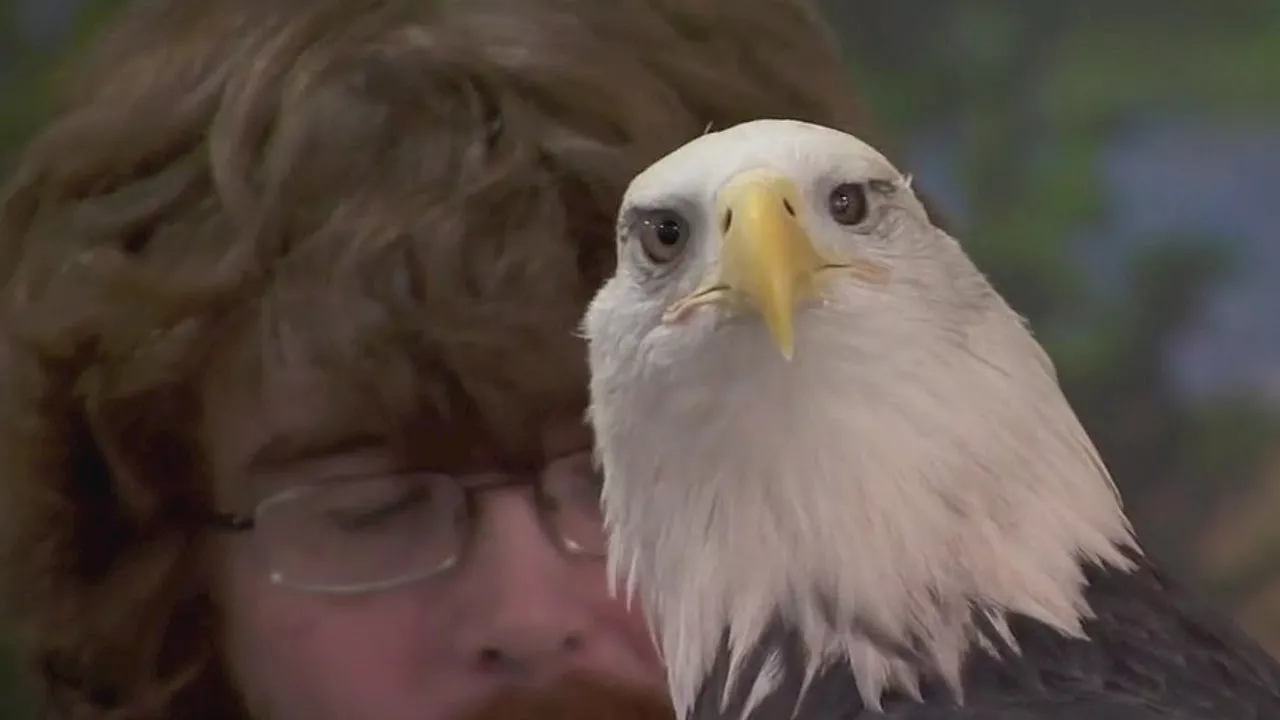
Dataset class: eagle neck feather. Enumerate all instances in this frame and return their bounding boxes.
[593,305,1139,718]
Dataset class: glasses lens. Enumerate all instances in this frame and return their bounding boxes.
[542,451,608,556]
[255,473,465,591]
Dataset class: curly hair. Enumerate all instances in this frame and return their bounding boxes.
[0,0,875,716]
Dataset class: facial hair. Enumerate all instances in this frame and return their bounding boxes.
[460,673,675,720]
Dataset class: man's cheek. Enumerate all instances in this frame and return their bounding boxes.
[226,616,417,720]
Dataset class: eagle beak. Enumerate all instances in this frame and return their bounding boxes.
[660,171,889,360]
[715,172,819,360]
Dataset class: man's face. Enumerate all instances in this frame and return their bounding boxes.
[200,356,665,719]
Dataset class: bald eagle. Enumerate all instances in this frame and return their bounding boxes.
[582,119,1280,720]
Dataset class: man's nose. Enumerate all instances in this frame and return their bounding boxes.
[458,487,588,678]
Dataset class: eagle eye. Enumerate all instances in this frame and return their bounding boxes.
[827,182,869,226]
[636,209,690,264]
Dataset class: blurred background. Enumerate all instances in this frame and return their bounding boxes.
[1,0,1278,714]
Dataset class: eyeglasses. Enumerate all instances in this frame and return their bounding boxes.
[210,451,607,595]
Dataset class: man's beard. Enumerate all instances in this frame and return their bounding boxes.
[461,673,675,720]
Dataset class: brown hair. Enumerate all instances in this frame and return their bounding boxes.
[0,0,874,716]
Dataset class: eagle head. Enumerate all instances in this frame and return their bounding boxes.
[582,119,1137,717]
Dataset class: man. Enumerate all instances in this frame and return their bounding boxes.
[0,0,878,718]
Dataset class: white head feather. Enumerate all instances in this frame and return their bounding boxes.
[582,119,1138,717]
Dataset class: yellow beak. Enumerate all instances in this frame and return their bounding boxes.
[715,172,825,360]
[659,171,889,359]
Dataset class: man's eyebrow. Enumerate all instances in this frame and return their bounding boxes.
[245,428,386,473]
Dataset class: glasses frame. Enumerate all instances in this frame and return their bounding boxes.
[209,470,606,595]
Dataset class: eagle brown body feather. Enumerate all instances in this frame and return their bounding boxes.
[694,551,1280,719]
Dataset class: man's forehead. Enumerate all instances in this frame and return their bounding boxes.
[200,359,374,475]
[199,353,592,490]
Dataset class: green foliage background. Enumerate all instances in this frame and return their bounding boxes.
[1,0,1278,714]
